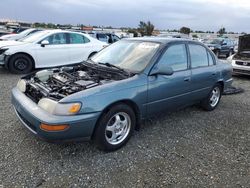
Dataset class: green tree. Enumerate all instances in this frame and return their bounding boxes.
[218,27,226,35]
[180,27,191,35]
[138,21,155,36]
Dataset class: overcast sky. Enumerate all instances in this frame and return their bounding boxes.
[1,0,250,32]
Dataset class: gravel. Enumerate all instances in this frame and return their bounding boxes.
[0,67,249,187]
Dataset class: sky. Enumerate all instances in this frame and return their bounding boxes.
[1,0,250,32]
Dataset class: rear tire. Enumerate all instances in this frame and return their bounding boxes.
[201,84,222,111]
[93,104,136,151]
[8,54,33,74]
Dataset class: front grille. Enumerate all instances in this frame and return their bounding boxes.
[233,69,250,75]
[235,61,250,66]
[16,110,37,133]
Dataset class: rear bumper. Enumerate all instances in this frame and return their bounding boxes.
[11,87,101,142]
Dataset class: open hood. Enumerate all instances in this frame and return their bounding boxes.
[238,35,250,53]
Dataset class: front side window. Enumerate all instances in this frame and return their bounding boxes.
[44,33,67,45]
[189,44,209,68]
[69,33,90,44]
[158,44,188,71]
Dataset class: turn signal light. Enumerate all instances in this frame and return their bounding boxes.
[40,123,69,132]
[68,103,81,113]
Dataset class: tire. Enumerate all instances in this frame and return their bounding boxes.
[93,104,136,151]
[201,84,222,111]
[8,54,33,74]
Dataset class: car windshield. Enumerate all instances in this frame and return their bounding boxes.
[19,31,49,43]
[91,40,160,72]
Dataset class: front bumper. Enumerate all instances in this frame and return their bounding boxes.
[232,60,250,76]
[11,87,101,141]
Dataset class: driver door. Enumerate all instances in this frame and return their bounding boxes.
[146,43,192,115]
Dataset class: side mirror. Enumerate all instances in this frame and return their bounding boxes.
[150,64,174,76]
[41,40,49,47]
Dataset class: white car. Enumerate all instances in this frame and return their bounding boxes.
[0,30,107,73]
[0,28,42,41]
[227,34,250,76]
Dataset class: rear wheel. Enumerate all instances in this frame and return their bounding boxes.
[201,84,222,111]
[93,104,136,151]
[8,54,33,74]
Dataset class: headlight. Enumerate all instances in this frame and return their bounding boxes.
[17,79,27,92]
[209,47,214,50]
[38,98,81,115]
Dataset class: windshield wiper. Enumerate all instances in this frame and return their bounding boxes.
[98,62,129,74]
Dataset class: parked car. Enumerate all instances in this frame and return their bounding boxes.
[205,38,235,57]
[0,30,107,74]
[0,28,42,41]
[12,38,233,151]
[227,34,250,75]
[12,27,29,34]
[0,30,10,37]
[88,32,120,44]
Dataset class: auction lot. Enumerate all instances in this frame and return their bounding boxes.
[0,67,249,187]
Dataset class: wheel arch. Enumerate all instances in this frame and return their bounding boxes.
[6,52,35,69]
[91,99,141,139]
[216,81,224,92]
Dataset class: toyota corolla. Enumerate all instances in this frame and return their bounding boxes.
[12,38,233,151]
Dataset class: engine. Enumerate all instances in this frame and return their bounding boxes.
[24,63,131,103]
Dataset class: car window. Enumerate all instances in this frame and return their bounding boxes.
[158,44,188,71]
[45,33,67,45]
[207,51,214,66]
[189,44,209,68]
[113,35,120,42]
[69,33,90,44]
[97,34,108,42]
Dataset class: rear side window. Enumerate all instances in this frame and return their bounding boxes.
[189,44,209,68]
[69,33,90,44]
[158,44,188,71]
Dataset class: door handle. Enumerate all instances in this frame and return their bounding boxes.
[184,77,191,81]
[212,73,216,76]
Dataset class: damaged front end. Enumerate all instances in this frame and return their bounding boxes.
[17,62,133,103]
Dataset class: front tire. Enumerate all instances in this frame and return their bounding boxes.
[8,54,33,74]
[93,104,136,151]
[201,84,222,111]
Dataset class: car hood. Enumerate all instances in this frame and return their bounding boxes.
[0,40,26,48]
[0,33,18,40]
[238,35,250,53]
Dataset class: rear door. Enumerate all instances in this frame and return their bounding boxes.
[188,43,218,101]
[147,43,192,115]
[68,33,96,64]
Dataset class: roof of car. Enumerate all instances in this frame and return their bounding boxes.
[124,37,198,44]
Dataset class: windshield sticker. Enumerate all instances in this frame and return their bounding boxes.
[139,43,160,49]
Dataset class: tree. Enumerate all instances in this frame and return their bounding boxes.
[180,27,191,35]
[218,27,226,35]
[138,21,155,36]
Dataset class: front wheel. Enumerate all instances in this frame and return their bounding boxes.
[201,84,222,111]
[93,104,136,151]
[8,54,33,74]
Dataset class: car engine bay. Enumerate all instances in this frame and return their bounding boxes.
[23,62,133,103]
